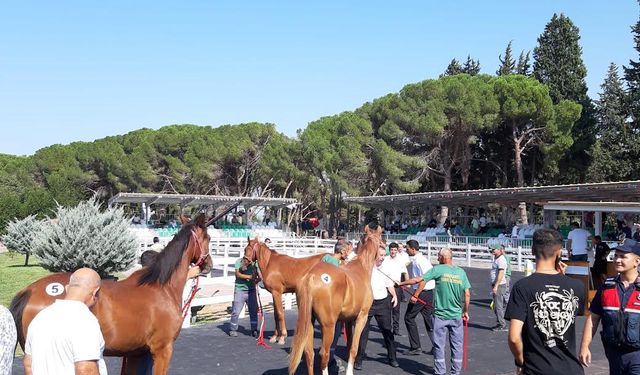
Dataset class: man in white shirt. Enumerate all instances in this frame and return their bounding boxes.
[488,243,509,331]
[404,239,435,355]
[386,243,410,336]
[354,247,399,370]
[24,268,107,375]
[567,221,592,261]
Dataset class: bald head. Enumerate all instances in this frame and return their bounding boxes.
[66,268,101,307]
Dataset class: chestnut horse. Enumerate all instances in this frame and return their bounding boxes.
[288,224,381,375]
[243,239,327,344]
[9,214,214,375]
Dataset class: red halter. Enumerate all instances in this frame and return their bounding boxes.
[190,230,210,267]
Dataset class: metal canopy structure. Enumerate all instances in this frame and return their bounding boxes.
[108,192,297,209]
[344,180,640,209]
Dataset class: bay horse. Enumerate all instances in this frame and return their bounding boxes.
[288,224,381,375]
[9,214,214,375]
[243,239,328,344]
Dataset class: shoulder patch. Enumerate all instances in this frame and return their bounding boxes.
[321,273,332,284]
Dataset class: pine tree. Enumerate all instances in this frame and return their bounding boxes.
[516,51,531,76]
[533,13,595,182]
[463,55,481,75]
[497,41,516,75]
[589,63,638,181]
[443,58,464,76]
[624,0,640,130]
[33,197,138,277]
[1,215,42,266]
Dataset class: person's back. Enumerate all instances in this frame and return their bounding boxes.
[506,228,586,375]
[567,223,590,258]
[507,273,585,374]
[24,268,106,375]
[428,263,469,320]
[0,305,16,375]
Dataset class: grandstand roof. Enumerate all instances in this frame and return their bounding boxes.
[344,180,640,209]
[108,192,297,209]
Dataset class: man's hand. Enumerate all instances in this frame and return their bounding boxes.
[516,366,524,375]
[187,266,201,279]
[492,287,498,295]
[579,347,591,367]
[391,294,398,308]
[556,261,567,275]
[462,312,469,321]
[410,295,417,304]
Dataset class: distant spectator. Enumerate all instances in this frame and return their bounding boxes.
[621,222,633,240]
[263,210,271,226]
[471,217,480,235]
[0,305,17,375]
[131,214,141,224]
[567,222,592,261]
[591,236,611,288]
[149,237,163,252]
[634,226,640,242]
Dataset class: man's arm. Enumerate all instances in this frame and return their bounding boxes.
[492,269,504,294]
[463,288,470,320]
[398,275,423,286]
[24,354,32,375]
[387,285,398,307]
[508,319,525,371]
[235,267,253,280]
[566,239,573,258]
[74,360,100,375]
[579,313,601,367]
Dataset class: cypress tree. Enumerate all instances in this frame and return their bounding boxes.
[516,51,531,76]
[443,58,464,76]
[463,55,481,75]
[624,0,640,130]
[533,13,595,182]
[497,41,516,75]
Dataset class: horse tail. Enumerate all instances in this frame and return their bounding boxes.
[288,276,314,375]
[9,288,32,349]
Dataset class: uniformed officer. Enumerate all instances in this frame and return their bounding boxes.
[580,239,640,374]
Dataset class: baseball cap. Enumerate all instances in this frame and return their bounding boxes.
[487,239,505,250]
[615,239,640,256]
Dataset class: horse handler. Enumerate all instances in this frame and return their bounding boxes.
[398,248,471,375]
[354,247,399,370]
[228,257,259,337]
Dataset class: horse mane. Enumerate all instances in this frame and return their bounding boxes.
[137,223,196,286]
[9,288,31,347]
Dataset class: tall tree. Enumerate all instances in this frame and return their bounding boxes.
[443,58,464,76]
[624,1,640,130]
[497,41,516,76]
[516,51,531,76]
[589,63,637,181]
[533,13,594,182]
[463,55,481,75]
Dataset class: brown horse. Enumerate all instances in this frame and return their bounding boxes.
[243,239,327,344]
[288,224,381,375]
[9,214,214,375]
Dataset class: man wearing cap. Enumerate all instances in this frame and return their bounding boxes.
[580,240,640,374]
[489,242,509,331]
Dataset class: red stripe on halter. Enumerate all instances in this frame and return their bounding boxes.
[190,230,210,267]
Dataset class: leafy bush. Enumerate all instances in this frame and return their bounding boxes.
[33,197,138,277]
[1,215,42,266]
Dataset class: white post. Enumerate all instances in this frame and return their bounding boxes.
[223,244,229,280]
[427,241,432,260]
[284,293,293,310]
[517,246,523,271]
[595,211,603,236]
[466,243,471,267]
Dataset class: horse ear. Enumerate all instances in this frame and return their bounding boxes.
[194,214,206,228]
[374,225,382,236]
[247,236,251,243]
[178,214,190,225]
[364,225,371,235]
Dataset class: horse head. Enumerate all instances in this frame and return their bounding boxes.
[189,214,213,274]
[357,222,382,261]
[243,237,262,264]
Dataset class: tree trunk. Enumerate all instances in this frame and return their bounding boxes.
[514,136,524,188]
[24,252,30,266]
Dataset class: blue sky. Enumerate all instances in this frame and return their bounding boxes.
[0,1,637,156]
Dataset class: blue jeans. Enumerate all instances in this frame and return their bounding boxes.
[432,316,464,375]
[229,288,258,332]
[604,344,640,375]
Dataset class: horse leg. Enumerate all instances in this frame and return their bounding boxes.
[151,344,173,375]
[303,322,315,375]
[319,320,336,375]
[345,312,368,375]
[269,293,280,343]
[270,290,287,344]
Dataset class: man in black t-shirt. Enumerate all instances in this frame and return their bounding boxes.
[505,229,586,375]
[591,235,610,289]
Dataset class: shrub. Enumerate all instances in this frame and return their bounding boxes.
[33,197,138,277]
[1,215,42,266]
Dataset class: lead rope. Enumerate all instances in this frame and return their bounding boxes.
[463,316,469,370]
[255,281,272,349]
[376,268,433,307]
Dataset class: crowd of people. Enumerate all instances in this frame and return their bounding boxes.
[8,225,640,375]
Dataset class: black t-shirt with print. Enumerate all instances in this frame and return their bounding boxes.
[505,273,586,375]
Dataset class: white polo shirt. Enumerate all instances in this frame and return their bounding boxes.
[25,300,107,375]
[568,228,591,255]
[372,264,394,300]
[384,254,408,282]
[408,252,435,291]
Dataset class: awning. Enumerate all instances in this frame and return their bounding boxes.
[108,192,297,209]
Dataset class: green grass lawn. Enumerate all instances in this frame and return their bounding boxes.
[0,252,51,307]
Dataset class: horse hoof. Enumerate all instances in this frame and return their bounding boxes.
[268,336,278,343]
[278,338,286,345]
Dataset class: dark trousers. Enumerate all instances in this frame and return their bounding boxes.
[404,289,434,350]
[604,345,640,375]
[356,295,397,363]
[392,286,403,333]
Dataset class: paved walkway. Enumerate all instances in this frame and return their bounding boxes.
[12,267,610,374]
